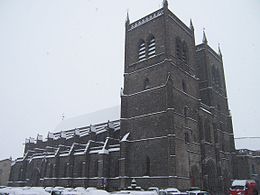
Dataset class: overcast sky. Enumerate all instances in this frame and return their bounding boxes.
[0,0,259,160]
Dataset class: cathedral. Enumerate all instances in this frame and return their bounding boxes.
[9,1,236,193]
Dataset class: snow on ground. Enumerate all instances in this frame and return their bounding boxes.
[0,187,157,195]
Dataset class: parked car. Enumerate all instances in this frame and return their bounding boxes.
[112,191,157,195]
[229,180,258,195]
[49,186,65,195]
[186,190,209,195]
[159,188,187,195]
[148,187,159,194]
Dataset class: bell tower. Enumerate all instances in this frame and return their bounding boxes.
[120,0,202,190]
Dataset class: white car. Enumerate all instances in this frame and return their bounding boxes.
[112,191,157,195]
[186,190,209,195]
[159,188,187,195]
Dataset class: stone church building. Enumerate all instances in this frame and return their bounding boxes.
[9,1,236,193]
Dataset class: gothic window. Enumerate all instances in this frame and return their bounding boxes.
[252,164,256,174]
[147,36,156,58]
[95,160,99,177]
[184,106,188,118]
[204,119,211,143]
[138,40,146,61]
[64,162,70,177]
[182,41,188,63]
[176,37,182,60]
[144,156,151,176]
[206,160,217,192]
[182,80,187,92]
[49,164,53,178]
[211,66,216,84]
[216,69,222,87]
[78,162,85,177]
[198,117,204,140]
[115,160,119,177]
[64,163,67,177]
[221,133,225,151]
[144,78,150,89]
[184,132,190,144]
[213,123,218,143]
[191,165,201,187]
[18,167,23,180]
[40,159,47,177]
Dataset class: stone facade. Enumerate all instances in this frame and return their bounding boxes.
[9,1,236,193]
[233,149,260,187]
[0,159,12,186]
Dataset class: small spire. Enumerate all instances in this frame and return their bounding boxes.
[202,28,208,44]
[190,19,194,31]
[61,113,65,120]
[218,43,222,57]
[163,0,168,8]
[125,10,130,25]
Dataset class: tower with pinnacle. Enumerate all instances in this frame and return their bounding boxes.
[120,0,235,192]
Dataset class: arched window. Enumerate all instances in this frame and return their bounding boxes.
[78,162,85,177]
[182,80,187,92]
[221,133,225,151]
[182,41,188,63]
[95,160,99,177]
[147,36,156,58]
[215,69,221,87]
[191,165,201,187]
[184,106,188,118]
[176,37,182,60]
[211,66,216,84]
[18,167,23,180]
[49,164,53,178]
[252,164,256,174]
[144,78,150,89]
[205,160,217,192]
[204,119,211,143]
[213,123,218,143]
[138,40,146,61]
[64,162,70,177]
[115,160,119,177]
[144,156,151,176]
[198,117,204,140]
[184,132,190,144]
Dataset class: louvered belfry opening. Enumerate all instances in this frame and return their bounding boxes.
[147,36,156,58]
[138,40,146,61]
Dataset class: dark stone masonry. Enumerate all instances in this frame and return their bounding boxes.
[9,1,238,193]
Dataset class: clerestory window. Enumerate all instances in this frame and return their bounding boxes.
[182,42,188,63]
[144,78,150,90]
[176,37,182,60]
[185,132,190,144]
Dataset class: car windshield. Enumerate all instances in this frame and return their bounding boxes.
[231,185,245,190]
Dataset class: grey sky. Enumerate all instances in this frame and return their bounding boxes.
[0,0,259,160]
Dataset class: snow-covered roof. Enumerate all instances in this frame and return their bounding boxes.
[55,105,120,131]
